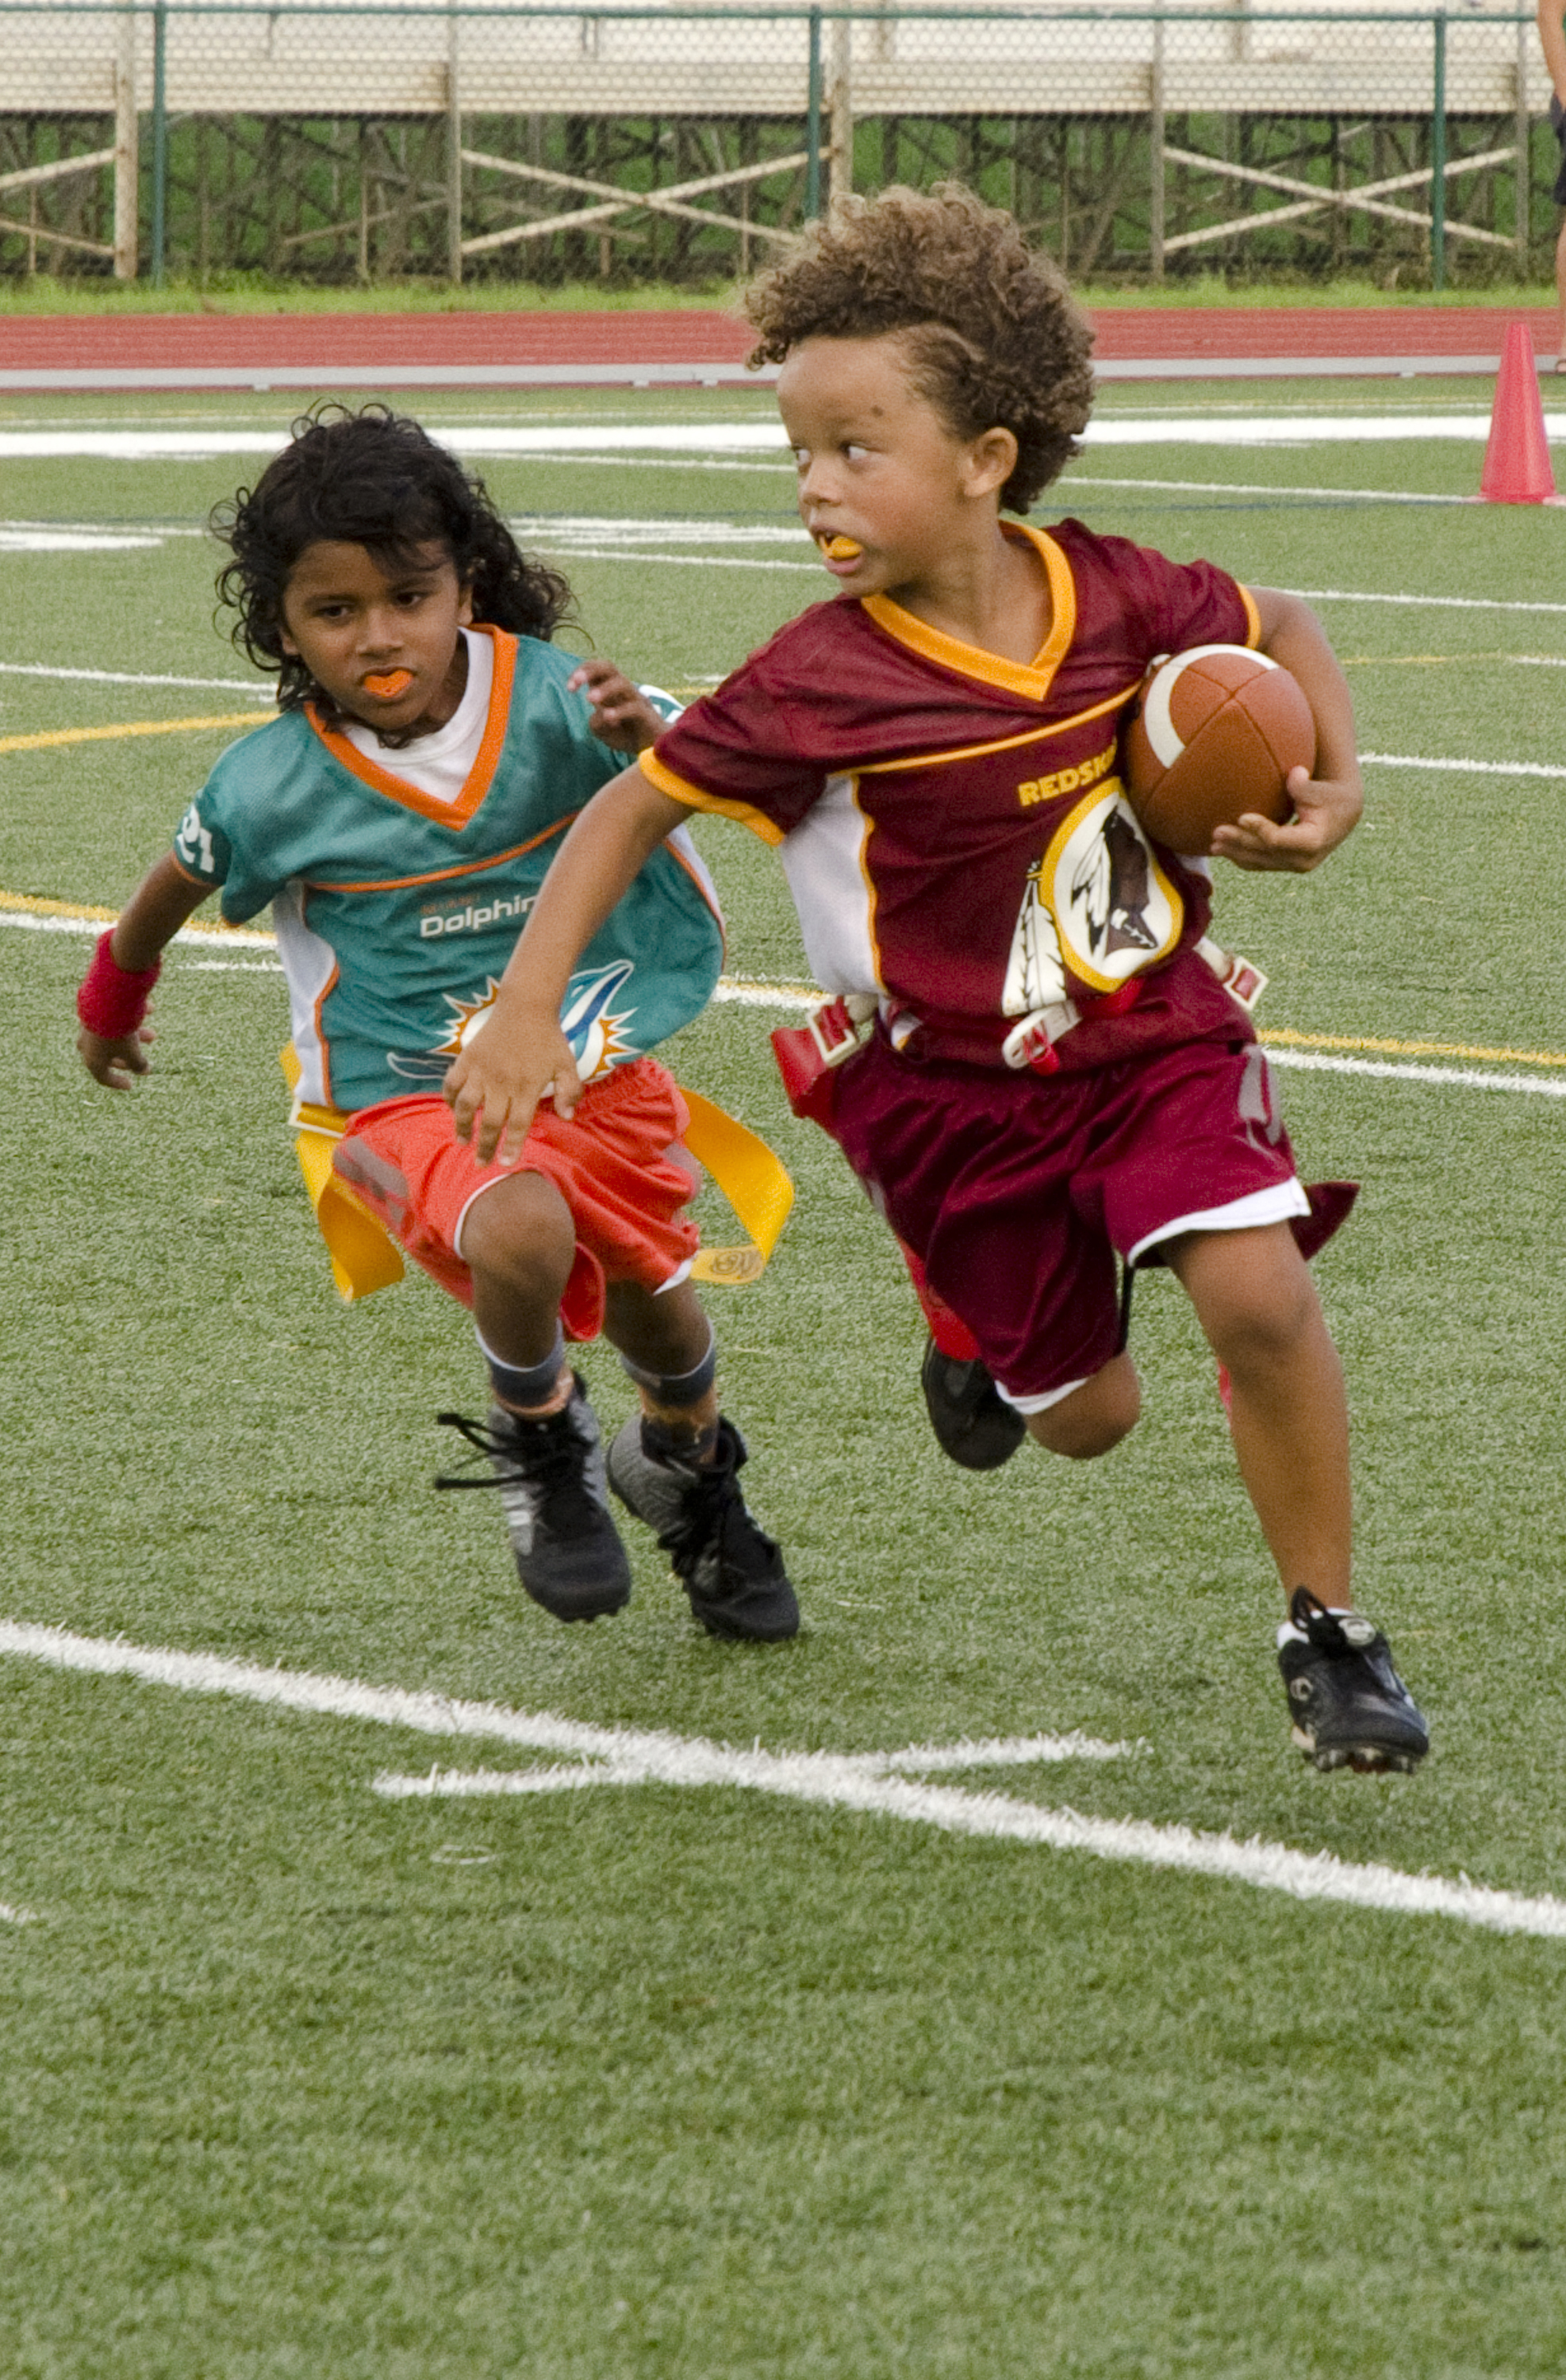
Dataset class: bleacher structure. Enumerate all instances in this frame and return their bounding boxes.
[0,2,1553,285]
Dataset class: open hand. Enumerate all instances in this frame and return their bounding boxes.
[1210,763,1363,873]
[443,1006,585,1166]
[567,659,666,755]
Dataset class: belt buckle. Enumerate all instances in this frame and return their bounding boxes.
[1001,1012,1061,1075]
[808,997,865,1070]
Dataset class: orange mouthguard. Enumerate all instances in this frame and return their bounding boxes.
[363,669,414,698]
[823,536,862,561]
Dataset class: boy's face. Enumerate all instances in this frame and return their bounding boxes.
[278,539,473,734]
[777,334,1012,603]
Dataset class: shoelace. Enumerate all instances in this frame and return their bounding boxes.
[432,1408,580,1495]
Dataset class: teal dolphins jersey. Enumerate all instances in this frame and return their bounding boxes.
[168,627,724,1114]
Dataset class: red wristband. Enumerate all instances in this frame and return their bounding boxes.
[76,929,161,1039]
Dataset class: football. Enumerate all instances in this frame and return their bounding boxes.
[1121,644,1315,853]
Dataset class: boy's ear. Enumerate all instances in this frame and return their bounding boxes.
[964,426,1019,500]
[457,577,476,626]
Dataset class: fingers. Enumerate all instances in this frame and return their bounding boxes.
[1211,770,1359,873]
[77,1025,152,1087]
[442,1039,585,1166]
[567,659,662,752]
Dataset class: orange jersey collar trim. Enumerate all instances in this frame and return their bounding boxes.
[305,624,517,827]
[860,525,1077,704]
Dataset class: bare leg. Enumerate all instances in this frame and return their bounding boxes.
[1168,1223,1352,1610]
[1025,1350,1142,1459]
[460,1171,576,1409]
[605,1277,721,1457]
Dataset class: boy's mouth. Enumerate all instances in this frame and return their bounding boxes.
[362,668,415,699]
[818,534,866,578]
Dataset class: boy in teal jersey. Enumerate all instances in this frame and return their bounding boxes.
[75,405,797,1643]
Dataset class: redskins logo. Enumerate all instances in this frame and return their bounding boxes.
[1008,781,1184,1001]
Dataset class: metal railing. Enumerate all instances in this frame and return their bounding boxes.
[0,3,1553,287]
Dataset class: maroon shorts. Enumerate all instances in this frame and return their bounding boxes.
[831,1032,1309,1407]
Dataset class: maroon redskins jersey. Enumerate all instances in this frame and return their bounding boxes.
[643,519,1264,1075]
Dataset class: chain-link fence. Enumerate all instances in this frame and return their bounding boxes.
[0,3,1553,286]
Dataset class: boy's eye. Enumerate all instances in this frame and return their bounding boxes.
[843,443,869,463]
[792,447,811,470]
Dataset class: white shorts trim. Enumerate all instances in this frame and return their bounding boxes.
[996,1372,1092,1418]
[1127,1178,1310,1269]
[452,1169,511,1265]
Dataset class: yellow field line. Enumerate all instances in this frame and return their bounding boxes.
[6,886,1564,1072]
[1259,1024,1566,1070]
[0,712,258,756]
[0,885,265,940]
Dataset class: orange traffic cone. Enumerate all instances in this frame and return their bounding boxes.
[1480,321,1556,504]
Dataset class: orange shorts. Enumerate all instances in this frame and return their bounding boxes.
[332,1057,700,1341]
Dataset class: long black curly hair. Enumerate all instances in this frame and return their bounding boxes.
[211,403,574,710]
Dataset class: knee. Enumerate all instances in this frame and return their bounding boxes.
[1206,1272,1321,1381]
[1027,1357,1141,1460]
[460,1171,575,1298]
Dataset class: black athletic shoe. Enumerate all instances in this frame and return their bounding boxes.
[1278,1587,1430,1774]
[435,1378,632,1622]
[607,1415,799,1641]
[920,1336,1027,1471]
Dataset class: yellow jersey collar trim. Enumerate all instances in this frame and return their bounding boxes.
[861,524,1077,703]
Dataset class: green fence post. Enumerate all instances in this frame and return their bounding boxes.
[806,8,823,218]
[151,0,168,287]
[1431,10,1446,291]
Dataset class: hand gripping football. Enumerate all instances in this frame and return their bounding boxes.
[1122,644,1315,854]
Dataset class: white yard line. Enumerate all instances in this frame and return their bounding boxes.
[1061,474,1476,509]
[1269,1048,1566,1099]
[1360,749,1566,778]
[0,1902,38,1925]
[0,659,271,695]
[2,1619,1560,1940]
[6,912,1564,1095]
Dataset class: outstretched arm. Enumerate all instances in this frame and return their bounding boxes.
[1211,587,1363,873]
[443,762,693,1165]
[76,854,213,1088]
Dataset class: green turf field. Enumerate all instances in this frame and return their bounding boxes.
[4,378,1566,2378]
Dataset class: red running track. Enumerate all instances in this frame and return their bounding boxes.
[2,304,1557,386]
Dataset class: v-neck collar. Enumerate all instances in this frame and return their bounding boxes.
[861,524,1077,704]
[306,624,516,826]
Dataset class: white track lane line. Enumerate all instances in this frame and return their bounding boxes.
[1,1621,1560,1940]
[2,413,1556,465]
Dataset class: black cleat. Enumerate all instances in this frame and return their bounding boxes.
[920,1335,1027,1471]
[435,1378,632,1622]
[1278,1587,1429,1774]
[608,1415,799,1641]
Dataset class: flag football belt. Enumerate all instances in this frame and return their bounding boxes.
[279,1047,793,1304]
[770,938,1268,1123]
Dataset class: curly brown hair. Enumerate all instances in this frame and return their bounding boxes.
[744,183,1094,512]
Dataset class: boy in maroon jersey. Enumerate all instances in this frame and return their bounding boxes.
[439,185,1427,1775]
